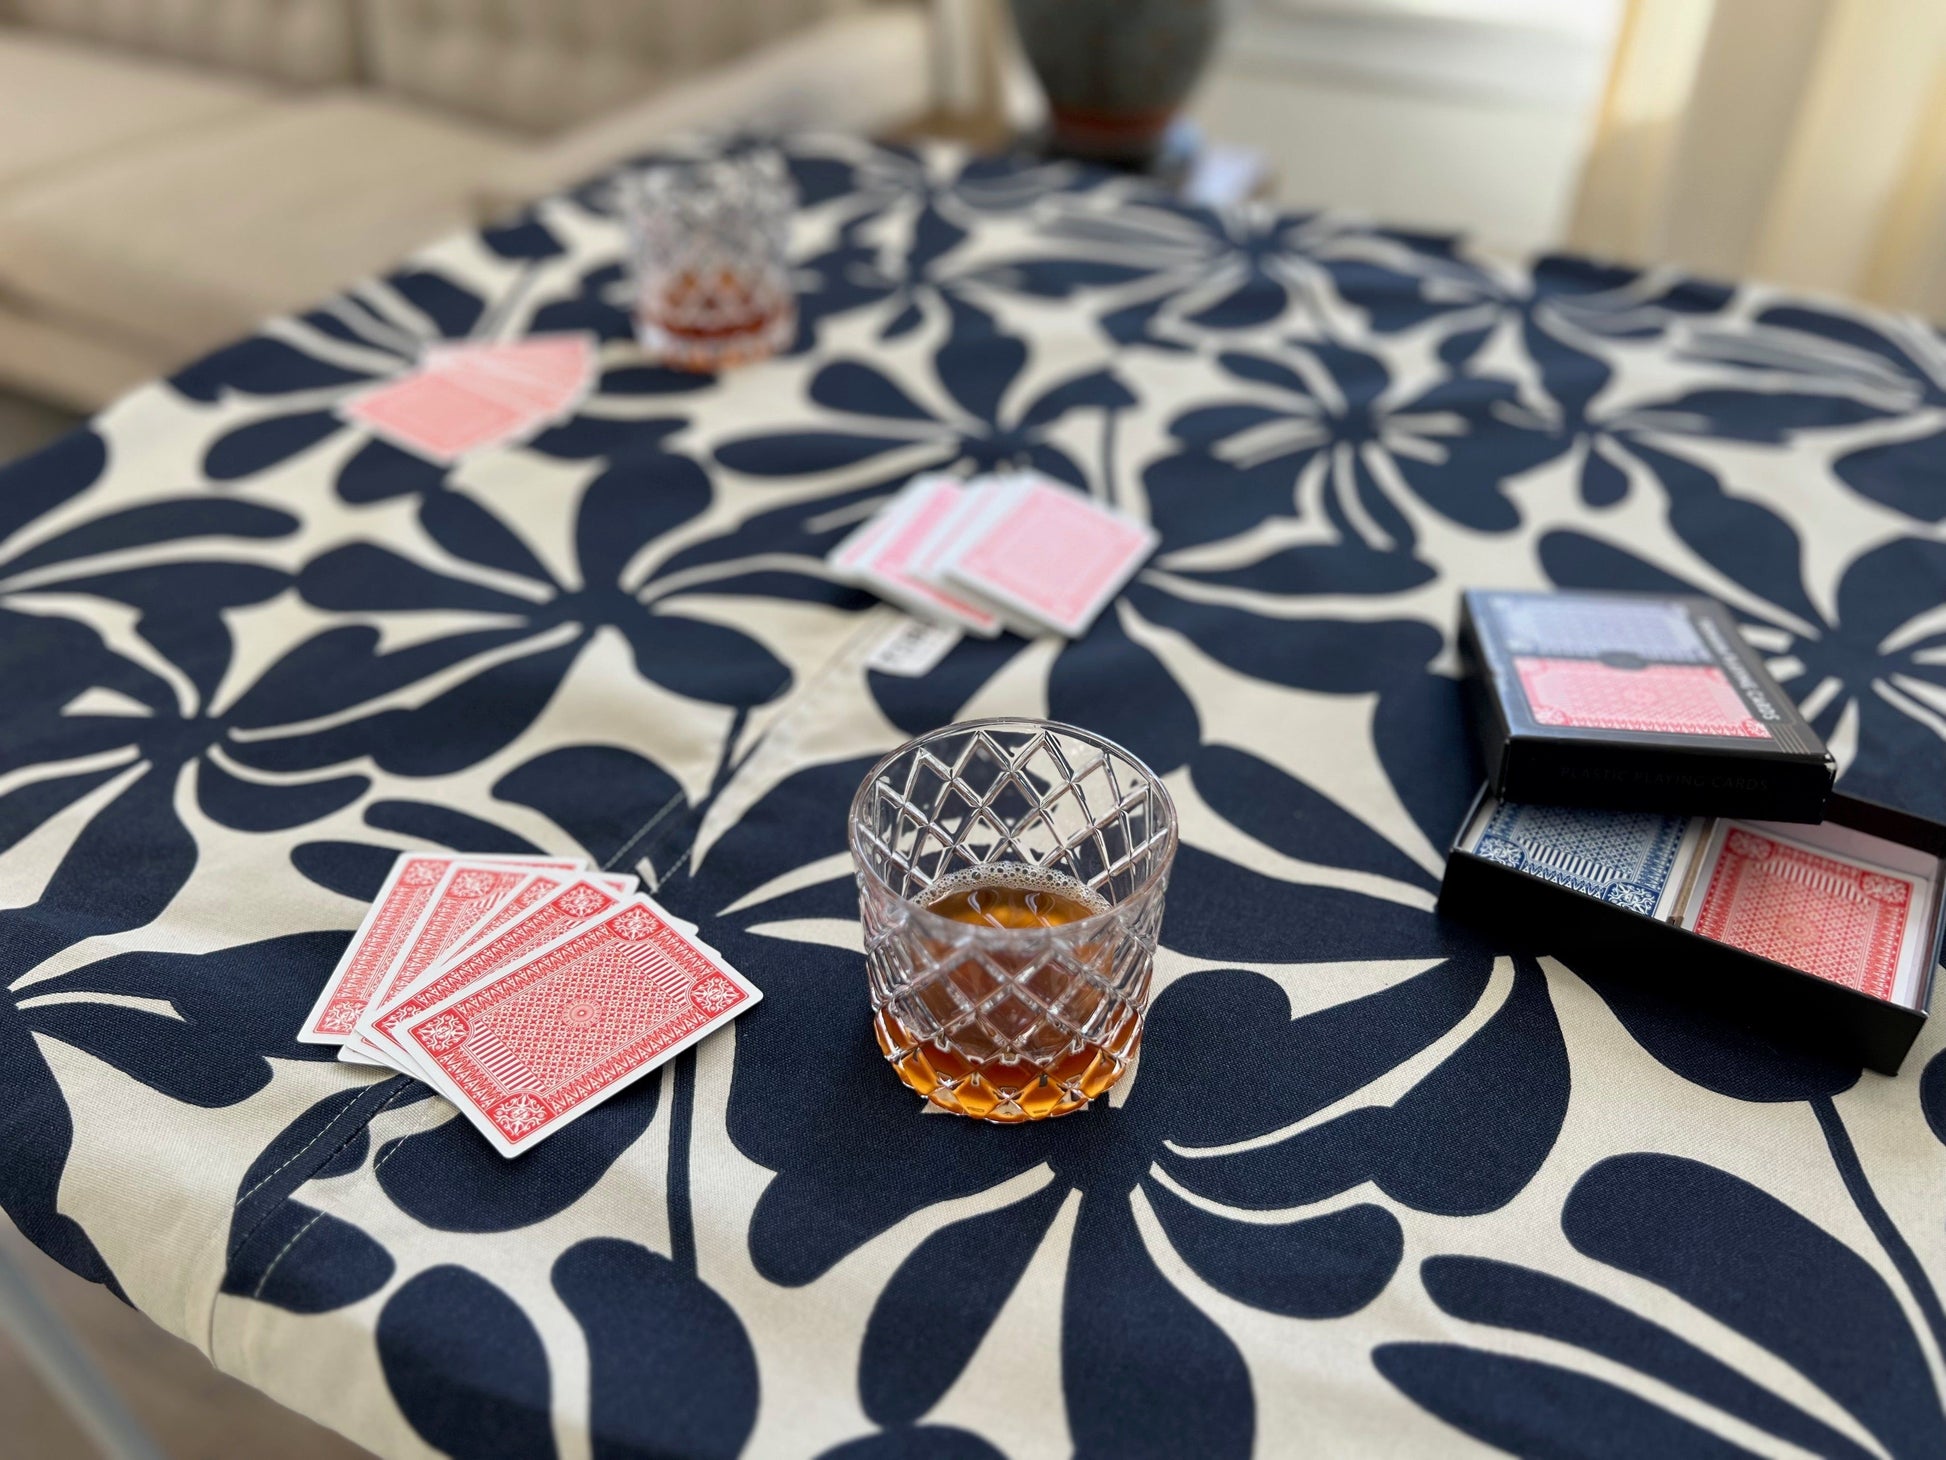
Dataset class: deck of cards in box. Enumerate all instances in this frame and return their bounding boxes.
[1441,588,1943,1073]
[1458,588,1835,819]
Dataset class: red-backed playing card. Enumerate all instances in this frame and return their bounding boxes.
[369,876,632,1071]
[829,476,1004,636]
[441,870,636,971]
[1693,828,1915,999]
[399,897,759,1156]
[342,372,534,463]
[341,333,596,463]
[299,852,580,1045]
[1513,657,1771,738]
[938,473,1157,638]
[340,860,549,1068]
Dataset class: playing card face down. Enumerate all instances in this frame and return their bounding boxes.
[368,876,631,1065]
[341,333,595,463]
[830,475,1003,635]
[400,897,759,1156]
[1691,828,1917,1000]
[1469,800,1693,916]
[299,852,580,1044]
[380,863,538,1010]
[1514,657,1772,739]
[939,475,1157,638]
[1484,592,1711,663]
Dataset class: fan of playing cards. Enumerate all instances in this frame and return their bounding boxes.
[339,333,598,465]
[831,471,1160,639]
[299,853,759,1157]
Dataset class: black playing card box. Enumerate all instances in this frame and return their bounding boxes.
[1458,588,1835,820]
[1438,786,1945,1074]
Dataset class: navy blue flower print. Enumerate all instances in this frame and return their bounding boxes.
[1326,239,1730,367]
[1146,339,1561,549]
[984,197,1348,349]
[1693,303,1946,522]
[265,453,793,779]
[1380,1152,1946,1459]
[716,320,1135,489]
[373,1243,758,1460]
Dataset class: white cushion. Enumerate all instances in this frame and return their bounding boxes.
[10,0,360,85]
[475,5,937,217]
[355,0,865,135]
[0,29,272,193]
[0,94,526,358]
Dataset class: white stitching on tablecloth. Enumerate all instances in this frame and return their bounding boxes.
[251,1209,327,1301]
[249,1103,422,1302]
[655,607,899,878]
[602,790,688,873]
[235,1089,374,1206]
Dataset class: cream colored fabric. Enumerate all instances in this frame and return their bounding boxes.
[474,5,934,217]
[355,0,864,135]
[0,95,524,359]
[9,0,359,85]
[1570,0,1946,321]
[0,299,166,409]
[0,30,272,192]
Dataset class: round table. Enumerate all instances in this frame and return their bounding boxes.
[3,135,1944,1459]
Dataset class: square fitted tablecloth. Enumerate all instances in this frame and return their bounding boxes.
[3,135,1945,1459]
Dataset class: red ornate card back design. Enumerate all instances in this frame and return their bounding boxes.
[408,902,750,1145]
[371,878,622,1050]
[1694,830,1912,999]
[1514,657,1771,738]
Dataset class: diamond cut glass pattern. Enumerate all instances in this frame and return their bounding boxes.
[849,719,1178,1122]
[624,149,796,372]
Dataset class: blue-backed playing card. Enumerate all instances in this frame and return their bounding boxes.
[1482,591,1712,663]
[1467,799,1698,917]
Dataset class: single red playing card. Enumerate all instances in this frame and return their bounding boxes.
[1514,657,1771,738]
[1693,829,1914,998]
[299,853,579,1044]
[343,371,534,462]
[943,476,1157,637]
[400,897,758,1156]
[369,877,628,1064]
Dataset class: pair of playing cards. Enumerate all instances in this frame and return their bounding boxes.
[830,472,1159,640]
[340,333,597,464]
[298,852,759,1157]
[1462,800,1940,1008]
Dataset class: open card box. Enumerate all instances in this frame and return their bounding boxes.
[1458,589,1836,820]
[1438,787,1945,1073]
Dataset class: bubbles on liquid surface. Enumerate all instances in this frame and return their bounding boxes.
[917,863,1109,929]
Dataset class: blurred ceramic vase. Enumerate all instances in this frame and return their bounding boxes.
[1006,0,1223,166]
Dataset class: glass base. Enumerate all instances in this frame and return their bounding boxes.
[875,1009,1136,1123]
[635,298,795,374]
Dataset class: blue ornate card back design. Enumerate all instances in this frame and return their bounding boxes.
[1485,592,1711,663]
[1474,802,1689,914]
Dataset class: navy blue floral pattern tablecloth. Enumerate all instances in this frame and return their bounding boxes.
[4,135,1946,1459]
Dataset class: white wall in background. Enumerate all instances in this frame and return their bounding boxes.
[1188,0,1623,251]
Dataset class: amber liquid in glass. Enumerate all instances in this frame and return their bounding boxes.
[874,867,1143,1122]
[640,267,794,371]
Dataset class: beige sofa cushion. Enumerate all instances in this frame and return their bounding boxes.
[0,94,525,359]
[10,0,359,85]
[476,6,936,217]
[0,30,272,192]
[356,0,863,135]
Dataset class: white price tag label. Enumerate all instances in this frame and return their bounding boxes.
[865,616,961,677]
